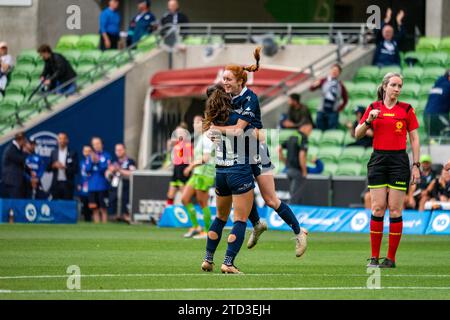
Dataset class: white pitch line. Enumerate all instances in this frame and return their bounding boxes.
[1,273,450,280]
[1,287,450,294]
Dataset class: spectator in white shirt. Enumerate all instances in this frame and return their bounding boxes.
[47,132,79,200]
[0,42,14,97]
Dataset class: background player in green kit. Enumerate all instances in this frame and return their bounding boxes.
[181,115,215,239]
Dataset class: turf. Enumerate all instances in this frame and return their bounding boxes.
[0,223,449,300]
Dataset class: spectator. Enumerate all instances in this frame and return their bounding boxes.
[127,0,157,46]
[0,42,14,97]
[310,64,348,131]
[160,0,189,27]
[279,93,314,132]
[107,143,136,223]
[47,132,79,200]
[372,8,405,67]
[86,137,112,224]
[24,138,47,200]
[405,154,436,211]
[346,105,373,148]
[78,145,93,222]
[428,167,450,204]
[37,44,77,95]
[165,123,193,205]
[424,69,450,136]
[278,132,309,205]
[99,0,121,51]
[1,132,28,199]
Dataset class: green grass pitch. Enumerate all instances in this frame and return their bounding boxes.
[0,223,449,300]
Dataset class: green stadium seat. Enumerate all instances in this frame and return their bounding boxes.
[422,67,446,83]
[343,81,355,93]
[305,37,330,45]
[340,146,365,162]
[183,36,206,45]
[401,83,420,100]
[438,37,450,54]
[416,37,441,53]
[422,52,448,68]
[58,50,81,67]
[99,50,130,67]
[317,145,342,163]
[354,66,379,82]
[403,51,426,67]
[321,162,338,176]
[343,131,356,145]
[77,34,100,51]
[320,129,345,146]
[305,97,321,111]
[5,79,29,96]
[56,35,81,50]
[29,67,43,80]
[16,50,40,65]
[335,162,362,176]
[308,129,322,146]
[137,35,157,52]
[402,67,423,83]
[416,100,427,115]
[9,70,30,82]
[379,65,401,78]
[0,94,24,110]
[13,63,36,76]
[307,145,319,162]
[360,166,368,176]
[351,98,373,111]
[78,50,102,65]
[290,37,309,45]
[352,82,377,99]
[402,99,419,109]
[279,129,299,144]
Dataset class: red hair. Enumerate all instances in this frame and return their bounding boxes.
[224,47,261,86]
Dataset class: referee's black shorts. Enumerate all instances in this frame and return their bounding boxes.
[367,150,411,192]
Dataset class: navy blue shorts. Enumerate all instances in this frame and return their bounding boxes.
[215,166,255,196]
[88,190,108,209]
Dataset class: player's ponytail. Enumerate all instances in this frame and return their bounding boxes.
[377,72,403,101]
[243,47,261,73]
[225,47,261,87]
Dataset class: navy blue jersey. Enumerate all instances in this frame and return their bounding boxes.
[85,151,112,192]
[425,76,450,115]
[215,107,255,173]
[25,153,45,181]
[231,87,262,129]
[111,157,136,190]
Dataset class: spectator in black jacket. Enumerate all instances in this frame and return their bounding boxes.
[47,132,79,200]
[37,44,77,96]
[1,132,28,199]
[372,8,405,67]
[160,0,189,27]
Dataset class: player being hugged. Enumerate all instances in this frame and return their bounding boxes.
[207,47,308,257]
[201,84,255,274]
[355,72,420,268]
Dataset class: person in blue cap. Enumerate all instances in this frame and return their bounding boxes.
[346,105,373,148]
[127,0,157,46]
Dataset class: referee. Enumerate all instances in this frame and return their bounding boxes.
[355,72,420,268]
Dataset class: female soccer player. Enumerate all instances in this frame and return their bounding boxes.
[355,72,420,268]
[208,48,308,258]
[201,85,255,274]
[181,115,214,239]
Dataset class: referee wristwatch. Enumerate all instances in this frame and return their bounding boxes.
[412,162,421,168]
[364,120,372,127]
